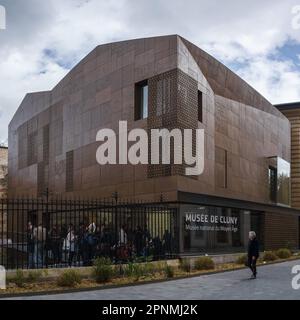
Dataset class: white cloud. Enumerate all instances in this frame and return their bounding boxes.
[1,0,300,141]
[237,57,300,104]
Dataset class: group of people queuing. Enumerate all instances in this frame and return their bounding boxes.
[26,221,174,269]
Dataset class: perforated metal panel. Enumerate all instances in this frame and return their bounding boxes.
[147,69,198,178]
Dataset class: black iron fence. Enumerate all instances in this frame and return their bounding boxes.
[0,198,179,270]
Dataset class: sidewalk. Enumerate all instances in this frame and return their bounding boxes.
[3,259,300,300]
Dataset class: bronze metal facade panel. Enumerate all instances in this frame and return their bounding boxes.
[8,35,300,251]
[212,95,290,204]
[8,35,292,207]
[181,37,285,119]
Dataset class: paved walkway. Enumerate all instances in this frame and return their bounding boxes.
[4,259,300,300]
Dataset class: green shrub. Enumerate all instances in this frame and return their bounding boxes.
[12,270,26,288]
[123,261,156,281]
[235,254,247,265]
[124,262,144,281]
[143,262,155,276]
[179,258,191,273]
[27,270,43,283]
[194,257,215,271]
[164,264,174,278]
[135,256,146,263]
[155,261,167,273]
[146,255,154,262]
[93,257,114,284]
[285,241,293,251]
[124,262,134,277]
[276,248,292,259]
[257,257,264,264]
[57,270,82,287]
[262,251,278,262]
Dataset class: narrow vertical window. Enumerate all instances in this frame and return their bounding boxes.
[224,150,228,188]
[215,147,228,189]
[43,125,50,165]
[269,166,277,203]
[66,151,74,192]
[135,80,148,120]
[198,91,203,122]
[27,131,38,166]
[37,162,45,197]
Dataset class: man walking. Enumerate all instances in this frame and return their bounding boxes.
[247,231,259,279]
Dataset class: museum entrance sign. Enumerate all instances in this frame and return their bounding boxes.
[180,205,263,254]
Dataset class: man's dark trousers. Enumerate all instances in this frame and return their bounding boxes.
[248,257,257,276]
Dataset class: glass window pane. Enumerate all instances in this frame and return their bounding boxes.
[277,157,290,206]
[181,204,264,254]
[268,156,291,206]
[142,85,148,119]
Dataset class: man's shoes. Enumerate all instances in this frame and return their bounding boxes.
[250,274,256,279]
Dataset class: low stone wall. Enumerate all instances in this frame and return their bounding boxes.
[180,253,244,268]
[5,253,244,280]
[5,259,176,280]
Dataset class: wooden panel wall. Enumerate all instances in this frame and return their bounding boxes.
[278,109,300,208]
[264,211,298,250]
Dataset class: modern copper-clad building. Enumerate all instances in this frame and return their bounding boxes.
[8,35,300,253]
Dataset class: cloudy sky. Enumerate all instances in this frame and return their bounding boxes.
[1,0,300,142]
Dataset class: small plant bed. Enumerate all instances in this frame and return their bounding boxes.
[1,252,299,297]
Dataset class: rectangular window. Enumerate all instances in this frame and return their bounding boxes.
[66,151,74,192]
[224,150,228,188]
[267,157,290,206]
[198,91,203,122]
[43,125,50,165]
[37,162,45,197]
[135,80,148,120]
[215,147,228,188]
[27,131,38,166]
[269,166,277,203]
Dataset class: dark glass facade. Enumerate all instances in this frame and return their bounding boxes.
[180,204,264,254]
[268,157,291,206]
